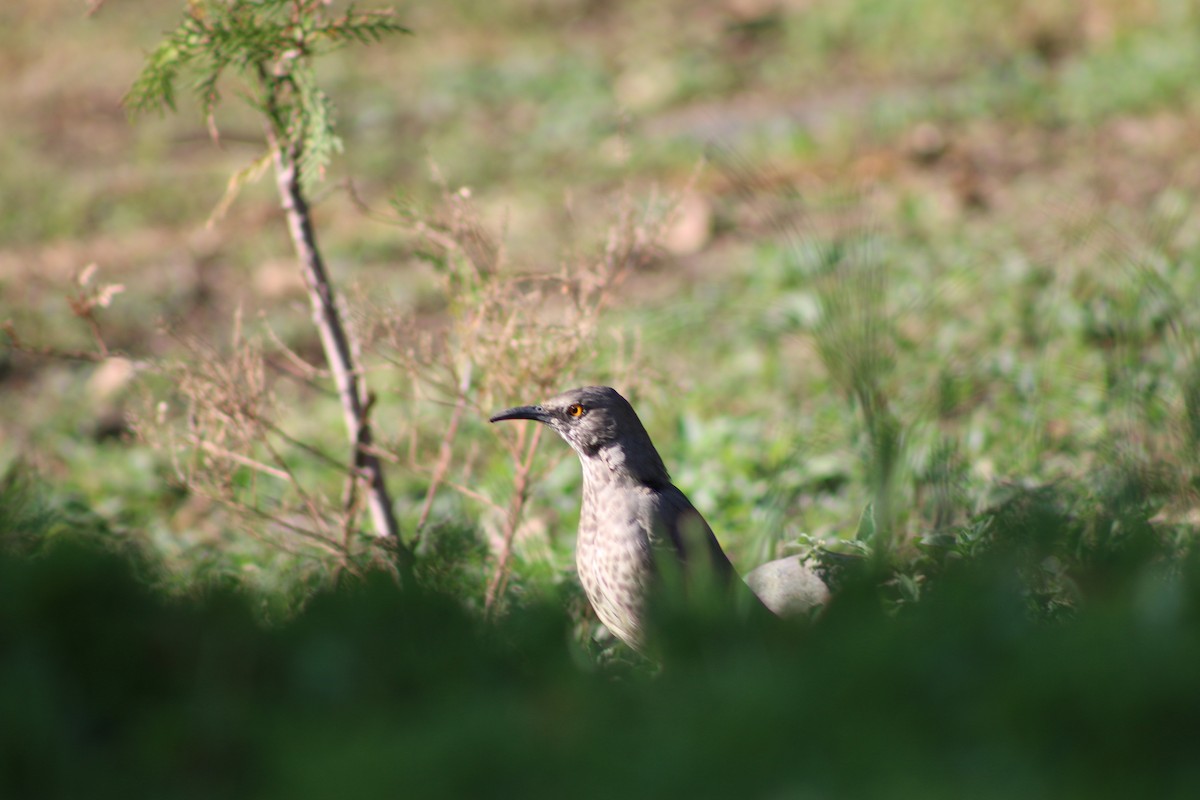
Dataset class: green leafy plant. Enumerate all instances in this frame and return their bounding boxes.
[127,0,409,190]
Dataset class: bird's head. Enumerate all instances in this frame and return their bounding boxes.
[489,386,669,484]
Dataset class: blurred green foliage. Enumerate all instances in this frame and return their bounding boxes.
[3,495,1200,799]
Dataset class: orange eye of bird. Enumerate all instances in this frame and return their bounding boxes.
[566,404,585,418]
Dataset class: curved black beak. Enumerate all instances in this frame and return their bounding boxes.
[489,404,551,424]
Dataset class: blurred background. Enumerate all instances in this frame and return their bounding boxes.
[7,0,1200,599]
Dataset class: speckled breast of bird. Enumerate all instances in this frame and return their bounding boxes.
[575,470,655,648]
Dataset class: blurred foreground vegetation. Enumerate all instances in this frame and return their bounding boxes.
[4,489,1200,798]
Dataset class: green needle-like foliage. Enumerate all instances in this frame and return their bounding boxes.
[127,0,410,189]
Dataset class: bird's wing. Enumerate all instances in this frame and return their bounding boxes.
[648,484,737,583]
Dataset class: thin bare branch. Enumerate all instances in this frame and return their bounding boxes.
[484,423,543,613]
[265,118,408,565]
[414,363,474,545]
[443,480,504,516]
[192,436,292,482]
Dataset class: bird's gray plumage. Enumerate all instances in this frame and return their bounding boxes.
[490,386,742,648]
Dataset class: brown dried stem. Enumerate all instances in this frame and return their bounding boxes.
[414,363,474,549]
[484,422,544,614]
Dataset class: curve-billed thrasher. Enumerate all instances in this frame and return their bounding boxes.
[491,385,788,649]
